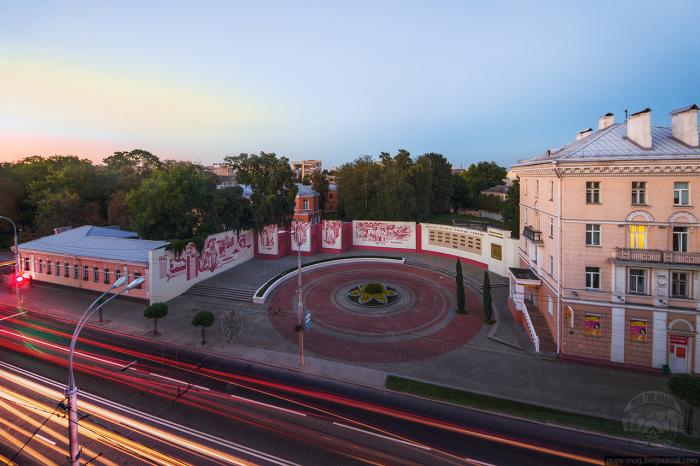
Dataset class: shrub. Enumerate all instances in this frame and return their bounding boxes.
[483,271,494,324]
[144,302,168,336]
[192,310,216,345]
[455,259,466,313]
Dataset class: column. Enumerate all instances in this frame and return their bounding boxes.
[611,306,625,363]
[695,318,700,374]
[652,311,668,368]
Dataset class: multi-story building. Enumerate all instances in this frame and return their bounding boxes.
[291,160,322,180]
[324,183,339,213]
[294,184,321,224]
[509,104,700,375]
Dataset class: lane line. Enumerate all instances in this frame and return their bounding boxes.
[35,434,57,446]
[149,372,210,391]
[332,422,431,451]
[0,311,27,322]
[229,394,306,417]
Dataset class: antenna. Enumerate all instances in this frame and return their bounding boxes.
[625,109,628,122]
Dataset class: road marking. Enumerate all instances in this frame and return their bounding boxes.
[332,422,431,451]
[0,311,27,322]
[35,434,56,446]
[148,372,210,391]
[229,394,306,417]
[465,459,497,466]
[120,360,138,372]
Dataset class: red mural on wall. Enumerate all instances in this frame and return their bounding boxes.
[259,225,277,252]
[322,220,341,247]
[159,231,252,281]
[291,221,310,246]
[354,221,413,244]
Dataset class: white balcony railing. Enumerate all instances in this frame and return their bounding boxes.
[521,303,540,353]
[614,248,700,265]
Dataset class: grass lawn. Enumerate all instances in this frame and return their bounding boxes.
[425,213,506,229]
[385,375,700,452]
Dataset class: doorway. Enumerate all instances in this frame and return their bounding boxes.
[669,335,690,373]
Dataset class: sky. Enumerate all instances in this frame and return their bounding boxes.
[1,1,700,169]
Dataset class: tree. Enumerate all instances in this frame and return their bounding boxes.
[669,374,700,434]
[416,153,454,215]
[192,310,215,345]
[502,178,520,238]
[460,161,507,208]
[126,162,219,240]
[223,152,297,230]
[450,172,470,211]
[310,171,330,211]
[103,149,162,178]
[213,186,252,232]
[107,191,130,229]
[455,259,466,314]
[144,302,168,336]
[483,270,494,324]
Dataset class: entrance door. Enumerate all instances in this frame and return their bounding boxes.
[669,335,690,373]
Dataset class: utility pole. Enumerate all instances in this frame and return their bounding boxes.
[296,226,304,367]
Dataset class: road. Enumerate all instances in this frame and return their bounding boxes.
[0,303,694,465]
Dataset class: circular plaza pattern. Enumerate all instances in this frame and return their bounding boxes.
[267,262,483,363]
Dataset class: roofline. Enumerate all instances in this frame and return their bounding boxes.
[511,154,700,170]
[17,247,151,265]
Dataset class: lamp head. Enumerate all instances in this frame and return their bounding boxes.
[113,276,128,288]
[125,277,145,290]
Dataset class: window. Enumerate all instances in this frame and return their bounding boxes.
[133,272,142,289]
[547,296,553,316]
[549,217,554,238]
[74,263,79,279]
[83,265,89,281]
[631,182,646,205]
[629,225,647,249]
[549,181,554,201]
[38,259,43,273]
[628,268,646,294]
[47,260,52,275]
[524,208,528,225]
[525,180,528,196]
[56,262,61,277]
[586,181,600,204]
[585,267,600,289]
[115,268,121,281]
[586,224,601,246]
[671,271,690,298]
[93,266,99,283]
[674,182,689,206]
[24,258,29,271]
[672,226,688,252]
[103,268,110,284]
[536,180,539,196]
[549,255,554,275]
[303,198,309,210]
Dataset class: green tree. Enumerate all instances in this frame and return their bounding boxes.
[107,191,131,229]
[144,302,168,336]
[310,171,330,211]
[455,259,466,314]
[669,374,700,433]
[460,161,507,208]
[450,172,470,211]
[223,152,297,230]
[483,270,494,324]
[192,310,215,345]
[32,191,83,234]
[416,153,454,215]
[336,155,382,220]
[213,186,252,232]
[379,150,416,220]
[126,162,219,240]
[502,178,520,238]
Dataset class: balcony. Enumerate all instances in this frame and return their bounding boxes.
[523,226,543,244]
[614,248,700,265]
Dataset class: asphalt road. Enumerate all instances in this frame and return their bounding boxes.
[0,303,695,465]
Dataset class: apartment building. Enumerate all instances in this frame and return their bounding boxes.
[509,105,700,374]
[291,159,322,180]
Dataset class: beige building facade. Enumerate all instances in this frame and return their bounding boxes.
[510,105,700,374]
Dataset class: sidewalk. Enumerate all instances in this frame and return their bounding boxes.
[0,278,673,422]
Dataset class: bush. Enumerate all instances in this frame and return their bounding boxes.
[455,259,466,313]
[363,283,385,294]
[144,302,168,336]
[192,310,215,345]
[483,270,494,324]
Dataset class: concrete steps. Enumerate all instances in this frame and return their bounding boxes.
[404,259,509,291]
[184,283,254,302]
[524,303,557,353]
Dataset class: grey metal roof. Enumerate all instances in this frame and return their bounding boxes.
[296,183,319,197]
[328,183,337,192]
[670,104,698,115]
[481,184,509,194]
[514,123,700,167]
[18,225,168,264]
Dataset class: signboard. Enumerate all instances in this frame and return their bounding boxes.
[630,319,647,343]
[670,335,689,345]
[303,311,312,332]
[352,221,416,249]
[584,314,601,337]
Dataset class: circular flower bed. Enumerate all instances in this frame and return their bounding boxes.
[347,282,400,307]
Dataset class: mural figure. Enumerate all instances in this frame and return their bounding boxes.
[323,220,341,247]
[355,221,413,244]
[291,221,310,247]
[259,225,277,251]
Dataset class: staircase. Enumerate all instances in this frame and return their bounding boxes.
[523,301,557,353]
[404,260,509,291]
[184,283,254,302]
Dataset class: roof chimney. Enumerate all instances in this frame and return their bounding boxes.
[598,112,615,130]
[670,104,698,147]
[576,128,593,140]
[627,108,652,149]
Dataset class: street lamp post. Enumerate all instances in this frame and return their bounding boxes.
[0,216,20,305]
[66,276,144,465]
[293,223,306,368]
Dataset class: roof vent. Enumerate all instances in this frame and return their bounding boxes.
[53,226,73,235]
[627,108,652,149]
[598,112,615,130]
[576,128,593,140]
[670,104,698,147]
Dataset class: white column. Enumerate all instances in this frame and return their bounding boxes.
[652,311,668,368]
[694,271,700,310]
[611,307,625,363]
[612,265,626,303]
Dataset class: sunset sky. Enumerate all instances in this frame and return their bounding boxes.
[1,1,700,167]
